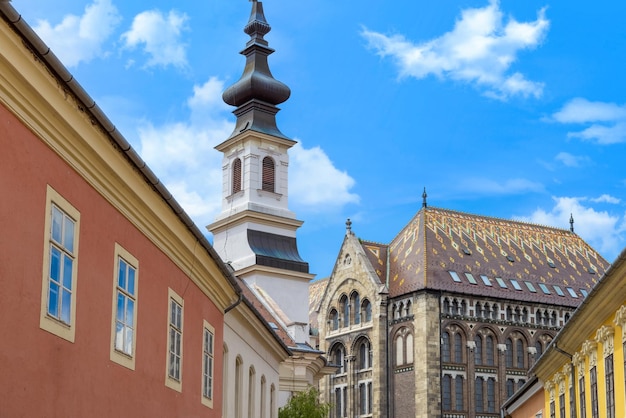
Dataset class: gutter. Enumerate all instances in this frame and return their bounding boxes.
[0,2,244,303]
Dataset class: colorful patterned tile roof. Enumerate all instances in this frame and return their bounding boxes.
[365,207,609,305]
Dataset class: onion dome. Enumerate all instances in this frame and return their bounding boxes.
[222,1,291,139]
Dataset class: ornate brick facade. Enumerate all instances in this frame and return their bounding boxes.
[313,207,609,418]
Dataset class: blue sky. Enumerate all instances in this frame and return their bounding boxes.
[16,0,626,279]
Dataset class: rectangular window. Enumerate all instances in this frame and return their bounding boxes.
[165,289,184,391]
[496,277,508,288]
[525,281,537,292]
[464,273,477,284]
[475,378,484,412]
[606,354,615,418]
[454,376,463,411]
[566,287,578,298]
[40,186,80,342]
[550,401,555,418]
[202,321,215,408]
[480,275,492,286]
[359,383,365,415]
[579,376,586,418]
[449,271,462,282]
[510,279,522,290]
[580,289,588,297]
[110,244,139,370]
[442,375,452,411]
[553,285,565,296]
[538,283,551,294]
[559,393,565,418]
[486,378,496,413]
[590,366,598,418]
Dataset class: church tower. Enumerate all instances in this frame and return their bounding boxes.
[208,0,313,343]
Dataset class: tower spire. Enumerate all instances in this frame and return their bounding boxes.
[222,1,291,139]
[570,213,575,233]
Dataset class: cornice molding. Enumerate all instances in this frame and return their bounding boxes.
[581,340,597,367]
[595,325,615,357]
[614,305,626,342]
[572,351,585,378]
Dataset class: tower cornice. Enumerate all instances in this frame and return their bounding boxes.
[215,128,296,153]
[207,208,304,234]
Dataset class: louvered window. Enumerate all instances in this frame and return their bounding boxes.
[232,158,242,194]
[262,157,275,192]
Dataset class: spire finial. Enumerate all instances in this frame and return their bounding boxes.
[221,1,291,139]
[346,218,352,235]
[570,213,575,233]
[422,187,428,208]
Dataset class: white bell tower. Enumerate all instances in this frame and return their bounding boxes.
[207,0,313,343]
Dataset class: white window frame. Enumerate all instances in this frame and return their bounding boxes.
[165,288,184,391]
[39,185,80,343]
[110,243,139,370]
[201,320,215,408]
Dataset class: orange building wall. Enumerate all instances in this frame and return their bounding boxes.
[0,103,224,417]
[508,388,544,418]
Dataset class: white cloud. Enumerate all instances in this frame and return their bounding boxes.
[361,0,548,100]
[591,194,621,204]
[555,152,589,168]
[517,196,626,261]
[290,142,360,210]
[458,178,544,195]
[552,98,626,144]
[33,0,121,67]
[122,10,189,69]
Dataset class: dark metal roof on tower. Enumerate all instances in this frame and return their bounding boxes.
[570,213,575,233]
[222,0,291,140]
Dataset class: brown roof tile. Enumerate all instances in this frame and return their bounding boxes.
[382,207,609,305]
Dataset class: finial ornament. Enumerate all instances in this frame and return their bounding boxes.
[570,213,574,233]
[346,219,352,235]
[422,187,428,208]
[221,0,291,139]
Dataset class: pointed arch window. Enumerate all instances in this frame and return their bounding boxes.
[516,339,525,368]
[262,157,275,192]
[351,292,360,325]
[486,335,495,366]
[475,335,483,365]
[357,338,371,370]
[362,299,372,322]
[329,308,339,331]
[454,333,463,363]
[442,331,451,363]
[232,158,242,194]
[505,338,513,368]
[340,295,349,328]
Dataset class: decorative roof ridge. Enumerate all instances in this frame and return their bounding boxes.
[424,206,576,235]
[359,239,389,247]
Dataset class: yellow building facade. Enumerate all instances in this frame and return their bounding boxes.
[533,249,626,418]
